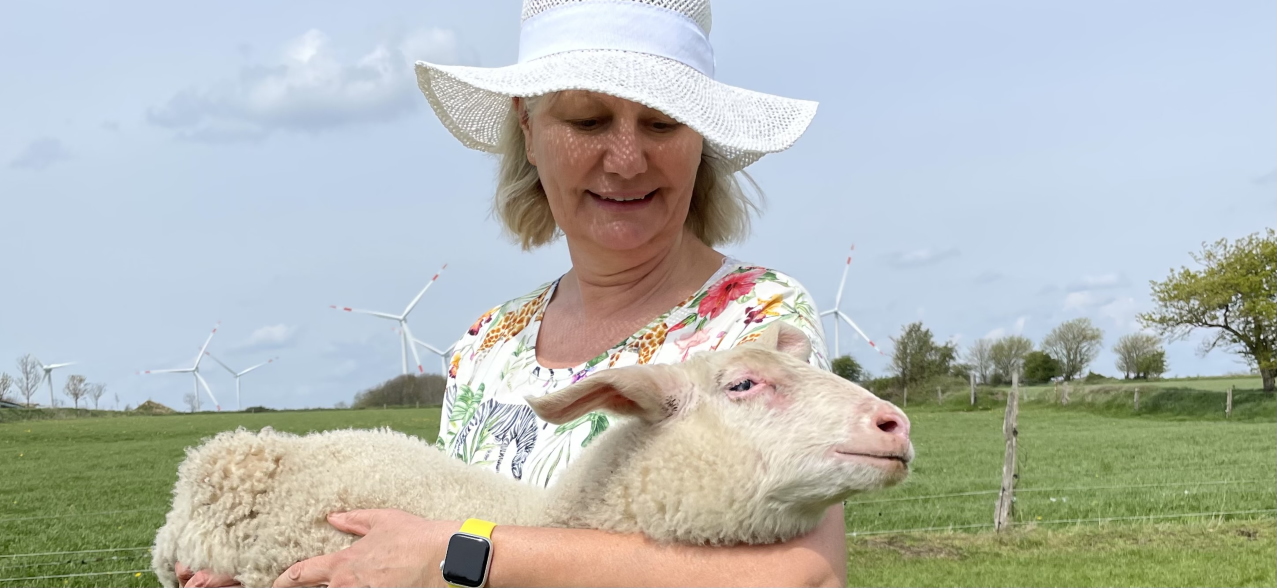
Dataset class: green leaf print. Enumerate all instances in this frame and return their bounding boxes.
[581,413,610,447]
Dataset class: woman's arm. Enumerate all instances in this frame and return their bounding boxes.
[271,504,847,588]
[489,504,847,588]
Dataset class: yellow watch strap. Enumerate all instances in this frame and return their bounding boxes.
[459,518,496,539]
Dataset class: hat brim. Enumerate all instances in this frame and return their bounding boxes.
[415,51,817,171]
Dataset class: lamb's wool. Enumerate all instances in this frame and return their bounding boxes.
[152,323,911,588]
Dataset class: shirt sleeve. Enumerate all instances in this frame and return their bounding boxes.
[716,270,831,371]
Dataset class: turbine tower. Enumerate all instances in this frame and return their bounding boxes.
[205,353,277,411]
[819,245,886,358]
[37,359,75,408]
[138,321,222,411]
[330,263,447,375]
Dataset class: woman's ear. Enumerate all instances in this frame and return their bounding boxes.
[514,97,536,166]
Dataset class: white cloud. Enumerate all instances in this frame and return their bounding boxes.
[1012,315,1027,334]
[232,324,299,353]
[1099,296,1142,331]
[147,28,465,141]
[1066,272,1127,292]
[8,137,71,170]
[1063,290,1116,311]
[984,327,1006,340]
[888,246,960,268]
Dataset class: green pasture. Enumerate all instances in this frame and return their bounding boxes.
[1,396,1274,587]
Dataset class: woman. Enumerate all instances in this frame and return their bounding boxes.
[180,0,845,586]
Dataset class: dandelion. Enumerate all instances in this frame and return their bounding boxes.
[135,572,143,577]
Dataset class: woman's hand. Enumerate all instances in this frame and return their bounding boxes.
[175,562,239,587]
[271,509,460,588]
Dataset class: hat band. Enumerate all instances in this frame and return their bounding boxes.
[517,1,716,77]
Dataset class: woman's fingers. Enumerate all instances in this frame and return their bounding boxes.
[176,562,194,587]
[272,554,337,588]
[176,561,240,587]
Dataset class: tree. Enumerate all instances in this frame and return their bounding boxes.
[63,375,88,409]
[1042,318,1105,381]
[1136,349,1167,380]
[1138,229,1276,392]
[964,338,995,384]
[1022,351,1060,384]
[831,355,865,383]
[990,335,1034,382]
[889,322,957,388]
[87,383,107,410]
[15,355,43,407]
[352,374,448,408]
[184,392,199,412]
[0,372,12,403]
[1113,333,1165,379]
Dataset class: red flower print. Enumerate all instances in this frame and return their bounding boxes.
[697,269,765,319]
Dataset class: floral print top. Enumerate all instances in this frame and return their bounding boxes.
[435,257,830,488]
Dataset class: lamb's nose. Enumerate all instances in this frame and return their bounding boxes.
[872,404,911,441]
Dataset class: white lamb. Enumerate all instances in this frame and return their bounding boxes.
[151,322,913,588]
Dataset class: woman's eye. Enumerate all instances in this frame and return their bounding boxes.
[728,379,755,392]
[571,119,601,130]
[652,121,679,131]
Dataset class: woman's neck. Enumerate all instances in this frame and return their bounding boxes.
[557,230,724,322]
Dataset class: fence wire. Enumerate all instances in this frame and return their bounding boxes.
[848,505,1277,536]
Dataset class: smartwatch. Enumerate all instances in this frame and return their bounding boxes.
[440,518,496,588]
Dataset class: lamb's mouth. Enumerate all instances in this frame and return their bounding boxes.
[833,451,910,467]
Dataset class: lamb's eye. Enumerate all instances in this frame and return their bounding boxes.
[728,379,755,392]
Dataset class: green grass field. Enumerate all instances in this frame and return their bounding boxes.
[2,397,1274,587]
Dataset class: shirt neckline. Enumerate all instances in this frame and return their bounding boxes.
[525,256,743,378]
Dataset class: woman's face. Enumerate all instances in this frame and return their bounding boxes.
[520,91,704,254]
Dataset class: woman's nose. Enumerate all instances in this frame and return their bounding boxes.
[601,123,648,178]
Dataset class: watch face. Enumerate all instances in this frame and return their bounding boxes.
[441,534,492,587]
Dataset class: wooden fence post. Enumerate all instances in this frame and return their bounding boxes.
[1226,385,1234,418]
[970,373,976,406]
[902,386,908,408]
[1061,381,1071,405]
[937,386,943,404]
[1133,388,1140,412]
[995,371,1020,532]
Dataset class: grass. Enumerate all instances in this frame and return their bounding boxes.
[1,400,1274,587]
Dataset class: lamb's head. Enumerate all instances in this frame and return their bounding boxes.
[527,322,912,515]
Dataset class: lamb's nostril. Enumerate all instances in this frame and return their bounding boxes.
[871,405,911,440]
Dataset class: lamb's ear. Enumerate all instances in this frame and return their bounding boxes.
[525,364,692,425]
[752,321,812,362]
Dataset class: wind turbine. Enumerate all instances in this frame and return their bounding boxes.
[330,263,447,375]
[398,327,457,376]
[37,359,75,408]
[205,353,277,411]
[819,246,886,358]
[138,321,222,411]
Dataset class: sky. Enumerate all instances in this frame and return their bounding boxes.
[1,0,1273,411]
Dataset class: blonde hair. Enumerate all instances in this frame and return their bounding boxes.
[493,95,762,251]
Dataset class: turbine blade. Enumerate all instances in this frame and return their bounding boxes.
[138,368,191,375]
[838,311,886,355]
[204,352,237,376]
[45,362,75,370]
[401,322,425,374]
[834,246,852,308]
[402,263,448,318]
[330,306,400,320]
[238,357,276,376]
[195,371,220,410]
[195,321,221,365]
[417,340,445,356]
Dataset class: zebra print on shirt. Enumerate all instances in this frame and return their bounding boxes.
[452,398,539,480]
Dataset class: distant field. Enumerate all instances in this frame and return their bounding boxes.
[1,400,1274,587]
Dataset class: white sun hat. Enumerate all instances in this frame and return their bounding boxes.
[414,0,818,171]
